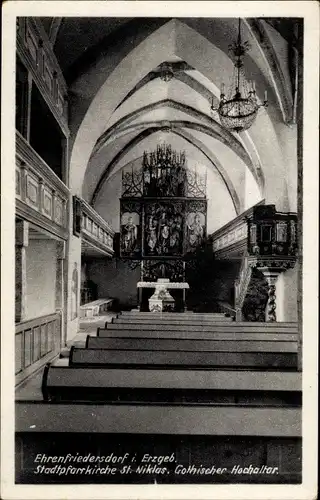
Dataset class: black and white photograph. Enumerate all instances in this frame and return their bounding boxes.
[1,2,319,499]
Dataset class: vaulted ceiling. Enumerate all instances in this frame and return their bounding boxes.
[41,17,300,228]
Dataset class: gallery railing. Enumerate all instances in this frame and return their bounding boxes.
[15,312,61,385]
[73,197,115,257]
[16,131,69,240]
[210,202,265,260]
[16,17,69,135]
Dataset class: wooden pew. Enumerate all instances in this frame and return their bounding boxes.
[120,311,228,317]
[112,318,298,329]
[68,346,297,369]
[115,317,234,324]
[85,335,297,353]
[101,323,299,333]
[95,329,298,341]
[113,318,235,326]
[15,399,302,484]
[42,361,301,404]
[16,400,301,437]
[117,313,297,325]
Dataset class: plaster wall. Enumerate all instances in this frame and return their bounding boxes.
[87,259,140,309]
[25,240,57,320]
[276,264,298,322]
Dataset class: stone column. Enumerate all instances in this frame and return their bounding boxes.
[15,220,29,323]
[259,267,282,322]
[55,241,66,347]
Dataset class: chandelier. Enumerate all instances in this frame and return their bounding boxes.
[211,18,268,132]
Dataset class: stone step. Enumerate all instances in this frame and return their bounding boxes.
[67,347,297,369]
[85,336,297,352]
[94,331,298,341]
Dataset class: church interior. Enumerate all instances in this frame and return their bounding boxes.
[14,16,303,484]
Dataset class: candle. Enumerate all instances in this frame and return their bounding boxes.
[221,83,225,95]
[264,90,268,102]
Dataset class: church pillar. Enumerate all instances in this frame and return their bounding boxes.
[66,193,82,342]
[15,220,29,323]
[55,241,66,347]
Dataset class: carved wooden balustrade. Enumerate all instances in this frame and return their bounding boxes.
[234,257,253,321]
[16,17,68,135]
[15,312,61,385]
[74,197,115,257]
[16,131,69,240]
[211,202,265,260]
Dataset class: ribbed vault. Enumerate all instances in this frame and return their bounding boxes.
[61,16,297,222]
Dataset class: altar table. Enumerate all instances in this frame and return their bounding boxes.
[137,279,189,312]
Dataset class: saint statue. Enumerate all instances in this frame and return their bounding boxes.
[122,215,137,253]
[146,216,157,254]
[158,212,170,254]
[187,213,204,248]
[169,215,182,253]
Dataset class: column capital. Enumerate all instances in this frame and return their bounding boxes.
[259,267,283,286]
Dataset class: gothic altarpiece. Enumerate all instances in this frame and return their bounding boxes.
[119,144,207,310]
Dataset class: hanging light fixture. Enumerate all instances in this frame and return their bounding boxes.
[159,62,174,83]
[211,18,268,132]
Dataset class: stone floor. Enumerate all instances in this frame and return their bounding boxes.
[66,312,116,348]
